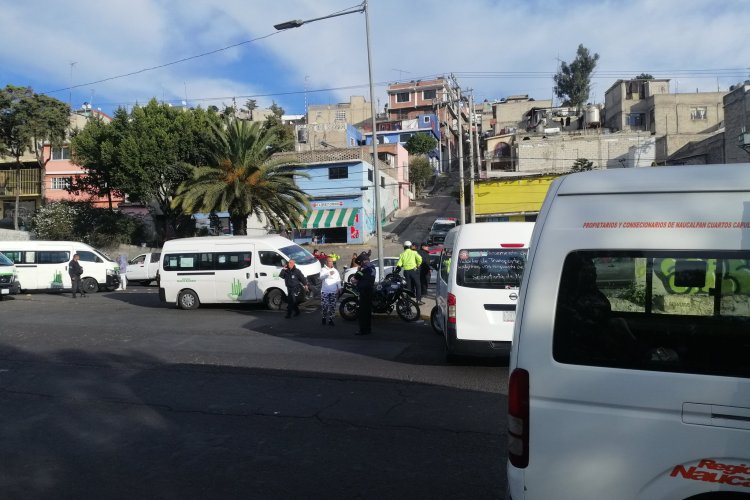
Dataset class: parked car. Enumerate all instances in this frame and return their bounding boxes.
[343,257,399,283]
[125,252,161,285]
[428,218,458,244]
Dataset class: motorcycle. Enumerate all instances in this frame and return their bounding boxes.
[339,270,421,322]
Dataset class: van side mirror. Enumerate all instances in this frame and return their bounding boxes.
[674,260,707,288]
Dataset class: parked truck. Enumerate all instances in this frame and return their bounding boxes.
[125,252,161,286]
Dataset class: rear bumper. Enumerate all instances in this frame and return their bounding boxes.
[446,324,511,357]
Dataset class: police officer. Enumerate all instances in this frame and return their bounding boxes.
[417,242,431,297]
[353,251,376,335]
[397,240,423,304]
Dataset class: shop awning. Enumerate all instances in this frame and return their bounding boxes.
[302,208,358,229]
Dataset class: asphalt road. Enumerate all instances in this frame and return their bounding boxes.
[0,285,509,500]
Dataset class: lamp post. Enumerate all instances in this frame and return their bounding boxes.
[275,1,385,277]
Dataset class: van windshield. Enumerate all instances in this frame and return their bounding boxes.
[456,248,527,288]
[0,253,13,266]
[432,223,455,232]
[279,244,316,266]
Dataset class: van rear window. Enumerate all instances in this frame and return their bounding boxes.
[553,251,750,378]
[455,248,527,289]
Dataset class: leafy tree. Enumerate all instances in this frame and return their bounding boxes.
[245,99,258,120]
[408,156,434,197]
[553,44,600,108]
[31,201,79,240]
[263,112,295,153]
[269,101,284,118]
[571,158,594,172]
[221,105,236,119]
[173,119,310,235]
[68,113,124,210]
[634,73,654,80]
[0,85,69,229]
[404,133,438,156]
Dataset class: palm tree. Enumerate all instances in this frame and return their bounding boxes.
[173,119,309,235]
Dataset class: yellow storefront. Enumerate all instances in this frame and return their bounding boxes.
[474,174,559,222]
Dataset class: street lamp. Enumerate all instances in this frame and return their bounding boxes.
[275,1,385,277]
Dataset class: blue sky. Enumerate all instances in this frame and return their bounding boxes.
[1,0,749,117]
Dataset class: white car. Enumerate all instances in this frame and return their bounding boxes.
[125,252,161,285]
[343,257,399,283]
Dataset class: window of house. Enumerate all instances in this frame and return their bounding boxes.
[335,110,346,121]
[380,176,385,188]
[423,89,436,100]
[690,107,707,120]
[51,146,70,160]
[396,92,410,103]
[627,113,644,126]
[399,133,414,143]
[368,169,373,182]
[50,177,70,190]
[328,166,348,180]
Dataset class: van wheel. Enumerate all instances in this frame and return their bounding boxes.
[430,306,443,334]
[82,278,99,294]
[264,289,284,310]
[178,289,200,310]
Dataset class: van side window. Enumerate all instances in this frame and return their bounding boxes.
[1,251,23,264]
[553,250,750,378]
[164,253,199,271]
[78,251,101,263]
[37,251,70,264]
[259,251,285,267]
[214,252,252,270]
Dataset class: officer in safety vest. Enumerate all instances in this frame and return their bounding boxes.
[397,240,423,304]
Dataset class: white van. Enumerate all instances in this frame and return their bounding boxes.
[432,222,534,361]
[0,251,19,298]
[507,165,750,500]
[159,235,322,310]
[0,240,120,293]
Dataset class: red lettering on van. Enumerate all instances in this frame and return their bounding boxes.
[671,460,750,488]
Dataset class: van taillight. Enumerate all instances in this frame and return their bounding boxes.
[508,368,529,468]
[447,293,457,324]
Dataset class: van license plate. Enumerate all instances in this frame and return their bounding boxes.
[1,289,8,295]
[503,311,515,322]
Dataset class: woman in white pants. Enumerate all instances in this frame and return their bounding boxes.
[117,254,128,290]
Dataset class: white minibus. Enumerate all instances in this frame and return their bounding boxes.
[0,240,120,293]
[0,251,19,298]
[159,235,322,310]
[432,222,534,362]
[507,164,750,500]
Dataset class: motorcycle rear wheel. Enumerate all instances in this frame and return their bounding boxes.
[339,296,359,321]
[396,297,420,322]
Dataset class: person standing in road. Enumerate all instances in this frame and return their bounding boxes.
[418,242,431,297]
[353,251,376,335]
[69,253,86,298]
[279,259,308,318]
[319,257,342,326]
[117,254,128,290]
[397,240,423,305]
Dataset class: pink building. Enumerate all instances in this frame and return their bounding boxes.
[372,143,412,211]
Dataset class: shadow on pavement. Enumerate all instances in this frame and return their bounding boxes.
[0,343,507,499]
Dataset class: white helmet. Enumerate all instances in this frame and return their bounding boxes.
[404,240,412,247]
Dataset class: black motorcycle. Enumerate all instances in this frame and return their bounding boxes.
[339,270,421,322]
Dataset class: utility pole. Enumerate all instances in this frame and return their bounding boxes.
[468,91,476,223]
[450,75,466,225]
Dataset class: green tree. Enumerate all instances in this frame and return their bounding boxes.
[245,99,258,120]
[68,113,124,210]
[173,119,310,235]
[31,201,79,240]
[553,44,600,108]
[408,156,434,197]
[634,73,654,80]
[571,158,593,172]
[404,133,438,156]
[269,101,284,117]
[263,111,295,153]
[0,85,69,229]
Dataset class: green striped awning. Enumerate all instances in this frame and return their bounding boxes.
[302,208,358,229]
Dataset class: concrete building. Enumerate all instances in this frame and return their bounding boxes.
[724,82,750,164]
[493,95,553,134]
[272,149,399,245]
[307,96,372,129]
[604,78,670,131]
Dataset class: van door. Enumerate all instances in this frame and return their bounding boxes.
[127,254,148,281]
[162,252,216,302]
[36,250,72,290]
[256,250,288,297]
[147,253,161,280]
[453,247,527,342]
[213,248,256,302]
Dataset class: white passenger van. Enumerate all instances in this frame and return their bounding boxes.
[159,235,322,310]
[432,222,534,361]
[507,165,750,500]
[0,251,19,298]
[0,240,120,293]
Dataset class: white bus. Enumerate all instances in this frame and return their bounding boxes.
[0,240,120,293]
[159,235,322,310]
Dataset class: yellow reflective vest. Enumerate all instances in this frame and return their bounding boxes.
[397,248,423,271]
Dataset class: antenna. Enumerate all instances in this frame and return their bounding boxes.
[69,61,77,110]
[391,68,410,81]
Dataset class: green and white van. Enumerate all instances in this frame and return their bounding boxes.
[0,251,19,298]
